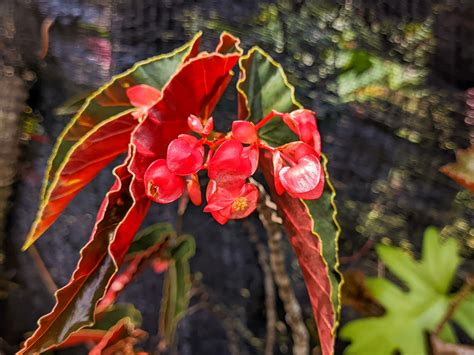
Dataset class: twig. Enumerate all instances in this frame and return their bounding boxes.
[243,221,277,355]
[39,16,55,59]
[253,180,309,355]
[340,239,374,265]
[28,245,57,296]
[433,275,474,337]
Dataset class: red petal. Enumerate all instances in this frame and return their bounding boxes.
[243,144,259,175]
[208,140,252,185]
[186,174,202,206]
[272,151,285,195]
[144,159,184,203]
[280,141,319,161]
[126,84,161,108]
[279,155,322,197]
[283,109,321,153]
[187,114,204,134]
[203,117,214,135]
[232,120,258,144]
[166,134,204,175]
[211,207,231,225]
[228,183,258,220]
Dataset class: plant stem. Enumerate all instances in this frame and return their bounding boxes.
[253,179,309,355]
[243,221,277,355]
[255,110,284,130]
[433,275,474,337]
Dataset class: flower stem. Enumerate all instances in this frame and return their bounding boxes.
[255,110,284,130]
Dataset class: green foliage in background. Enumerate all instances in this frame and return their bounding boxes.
[340,227,474,354]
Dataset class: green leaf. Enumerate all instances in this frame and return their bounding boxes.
[340,227,471,355]
[93,304,143,330]
[159,235,196,348]
[237,46,342,355]
[126,222,176,257]
[237,46,298,146]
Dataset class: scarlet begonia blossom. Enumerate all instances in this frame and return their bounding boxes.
[187,114,214,135]
[273,141,324,199]
[166,134,204,175]
[204,179,258,224]
[144,159,184,203]
[207,139,255,188]
[283,109,321,153]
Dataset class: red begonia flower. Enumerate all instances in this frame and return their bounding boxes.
[187,114,214,135]
[243,144,259,175]
[144,159,184,203]
[207,139,253,189]
[186,173,202,206]
[283,109,321,154]
[166,134,204,176]
[232,120,258,144]
[204,180,258,224]
[275,141,324,199]
[126,84,161,109]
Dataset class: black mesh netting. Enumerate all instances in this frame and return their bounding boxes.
[0,0,473,354]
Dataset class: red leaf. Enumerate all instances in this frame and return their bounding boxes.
[440,146,474,193]
[24,112,137,249]
[260,150,336,355]
[130,34,242,180]
[23,33,202,249]
[18,157,151,354]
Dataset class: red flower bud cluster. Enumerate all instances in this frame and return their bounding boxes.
[143,108,324,224]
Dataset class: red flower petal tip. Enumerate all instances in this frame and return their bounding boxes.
[283,109,321,154]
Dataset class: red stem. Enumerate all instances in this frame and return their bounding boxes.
[255,110,285,130]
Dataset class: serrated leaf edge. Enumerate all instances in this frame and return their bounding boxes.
[237,46,343,337]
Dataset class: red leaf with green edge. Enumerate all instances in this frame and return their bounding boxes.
[89,318,146,355]
[130,34,242,180]
[99,224,176,309]
[20,32,243,353]
[440,146,474,193]
[159,235,196,349]
[237,47,342,355]
[23,33,202,250]
[53,303,143,349]
[18,156,151,354]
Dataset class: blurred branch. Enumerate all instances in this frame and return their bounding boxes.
[253,179,309,355]
[433,275,474,337]
[28,246,57,296]
[243,221,277,355]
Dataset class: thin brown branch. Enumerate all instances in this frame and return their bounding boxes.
[28,245,57,296]
[253,180,309,355]
[243,221,277,355]
[433,275,474,337]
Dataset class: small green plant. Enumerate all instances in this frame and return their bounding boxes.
[341,227,474,354]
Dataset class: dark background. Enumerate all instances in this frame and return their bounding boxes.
[0,0,473,354]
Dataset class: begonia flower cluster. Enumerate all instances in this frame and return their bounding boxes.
[139,96,324,224]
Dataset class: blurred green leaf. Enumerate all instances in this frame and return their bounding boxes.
[159,235,196,348]
[340,227,473,355]
[94,303,143,330]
